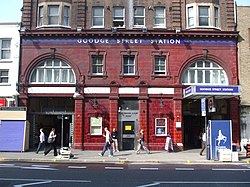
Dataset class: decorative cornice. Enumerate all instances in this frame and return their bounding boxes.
[20,29,238,39]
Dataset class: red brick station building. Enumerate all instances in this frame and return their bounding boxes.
[19,0,240,151]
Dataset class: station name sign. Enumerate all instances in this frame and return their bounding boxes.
[23,37,236,46]
[183,85,240,98]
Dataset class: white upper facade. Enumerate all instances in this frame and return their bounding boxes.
[0,22,20,106]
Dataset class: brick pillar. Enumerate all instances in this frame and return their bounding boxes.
[73,96,84,150]
[139,85,149,143]
[229,98,240,145]
[109,99,118,130]
[139,99,148,136]
[18,95,28,107]
[173,87,183,150]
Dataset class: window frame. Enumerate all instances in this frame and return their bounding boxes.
[120,51,139,78]
[92,6,104,28]
[113,6,125,28]
[154,6,166,28]
[186,3,220,29]
[154,55,166,75]
[29,59,76,84]
[133,6,145,27]
[155,118,167,136]
[90,117,103,135]
[151,51,170,79]
[37,2,71,28]
[0,69,9,83]
[88,51,107,79]
[48,5,60,25]
[0,39,11,60]
[181,60,228,85]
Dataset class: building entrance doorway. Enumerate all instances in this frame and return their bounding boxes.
[28,97,74,149]
[122,121,135,150]
[183,98,229,150]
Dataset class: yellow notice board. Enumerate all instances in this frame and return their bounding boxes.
[125,125,132,131]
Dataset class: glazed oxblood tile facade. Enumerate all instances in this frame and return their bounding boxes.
[19,0,240,151]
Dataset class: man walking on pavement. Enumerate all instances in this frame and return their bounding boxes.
[36,128,45,154]
[99,127,114,157]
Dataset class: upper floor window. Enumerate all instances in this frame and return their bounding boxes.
[113,7,125,28]
[134,7,145,27]
[154,7,165,28]
[123,56,135,75]
[37,3,71,28]
[92,55,103,75]
[0,69,9,83]
[38,6,44,27]
[199,6,209,26]
[63,6,70,26]
[182,60,228,85]
[30,59,75,84]
[154,56,166,75]
[48,5,59,25]
[186,3,220,29]
[92,7,104,28]
[0,39,11,60]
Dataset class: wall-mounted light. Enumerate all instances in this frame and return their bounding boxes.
[142,26,147,33]
[76,27,82,32]
[148,6,154,10]
[118,106,121,113]
[160,93,164,107]
[111,27,117,32]
[90,97,98,109]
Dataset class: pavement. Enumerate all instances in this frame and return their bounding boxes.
[0,148,250,164]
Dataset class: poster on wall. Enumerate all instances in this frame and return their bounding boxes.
[155,118,167,136]
[208,120,232,160]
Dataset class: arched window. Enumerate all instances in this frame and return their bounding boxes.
[30,59,75,84]
[181,60,228,85]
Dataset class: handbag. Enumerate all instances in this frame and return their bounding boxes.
[47,137,55,144]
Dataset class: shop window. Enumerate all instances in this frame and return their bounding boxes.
[186,3,220,29]
[0,69,9,83]
[37,3,71,28]
[92,6,104,28]
[155,118,167,136]
[90,117,102,135]
[154,7,166,28]
[113,7,125,28]
[182,60,228,85]
[0,39,11,60]
[30,59,75,84]
[133,6,145,27]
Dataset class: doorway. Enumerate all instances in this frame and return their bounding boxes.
[122,121,135,150]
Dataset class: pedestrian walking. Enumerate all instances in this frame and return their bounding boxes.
[44,128,58,156]
[111,128,119,152]
[165,134,174,152]
[200,132,206,156]
[99,127,114,157]
[36,128,45,154]
[136,129,150,154]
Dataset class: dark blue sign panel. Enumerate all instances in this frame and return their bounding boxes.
[196,86,239,94]
[0,120,26,151]
[22,38,236,46]
[209,120,232,160]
